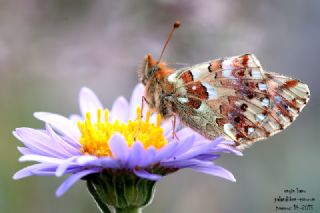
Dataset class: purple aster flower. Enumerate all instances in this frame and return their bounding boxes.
[13,84,242,212]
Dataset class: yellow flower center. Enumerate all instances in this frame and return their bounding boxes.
[77,107,167,157]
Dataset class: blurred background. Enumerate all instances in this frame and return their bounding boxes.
[0,0,319,212]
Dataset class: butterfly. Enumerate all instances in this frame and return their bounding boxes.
[138,21,310,149]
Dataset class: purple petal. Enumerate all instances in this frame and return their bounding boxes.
[79,87,104,122]
[174,127,205,142]
[13,163,56,179]
[214,144,243,156]
[99,157,121,168]
[46,124,81,155]
[191,164,236,182]
[55,168,101,197]
[153,142,178,163]
[75,155,98,165]
[74,155,121,169]
[173,139,226,161]
[32,170,57,176]
[19,155,64,164]
[109,133,129,164]
[17,147,34,155]
[134,169,162,181]
[13,128,67,158]
[161,159,212,168]
[111,96,129,122]
[174,128,200,142]
[56,156,79,177]
[170,135,195,157]
[192,137,225,147]
[139,146,156,167]
[33,112,80,142]
[195,154,221,161]
[127,141,144,169]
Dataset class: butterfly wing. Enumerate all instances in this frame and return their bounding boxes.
[169,54,310,149]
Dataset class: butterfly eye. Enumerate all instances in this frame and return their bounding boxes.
[147,66,159,78]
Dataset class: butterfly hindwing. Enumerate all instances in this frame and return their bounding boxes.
[170,54,310,148]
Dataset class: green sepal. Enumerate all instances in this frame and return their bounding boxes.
[85,170,156,213]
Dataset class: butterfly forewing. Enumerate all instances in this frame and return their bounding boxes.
[169,54,310,148]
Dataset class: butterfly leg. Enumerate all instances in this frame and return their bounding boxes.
[171,114,179,140]
[134,96,149,141]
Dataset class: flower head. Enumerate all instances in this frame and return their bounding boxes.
[13,84,242,197]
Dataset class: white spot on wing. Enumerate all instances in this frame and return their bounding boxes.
[251,69,262,79]
[256,114,265,122]
[261,98,269,107]
[222,70,232,78]
[177,97,189,103]
[222,59,233,70]
[248,127,255,134]
[275,96,282,103]
[192,85,197,90]
[258,83,267,91]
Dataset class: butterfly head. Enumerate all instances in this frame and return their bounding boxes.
[139,21,180,85]
[139,54,170,85]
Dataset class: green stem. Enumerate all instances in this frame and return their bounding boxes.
[115,207,142,213]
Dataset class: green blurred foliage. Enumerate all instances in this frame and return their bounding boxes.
[0,0,319,212]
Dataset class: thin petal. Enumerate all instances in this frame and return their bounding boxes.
[174,127,205,142]
[75,155,98,165]
[14,128,67,158]
[17,147,34,155]
[139,146,156,167]
[111,96,129,122]
[46,124,81,155]
[56,156,79,177]
[134,169,162,181]
[74,155,121,169]
[153,142,178,163]
[174,139,225,161]
[99,157,121,169]
[55,168,101,197]
[195,154,221,161]
[191,164,236,182]
[214,144,243,156]
[161,159,212,168]
[170,135,195,157]
[109,133,129,164]
[13,163,56,179]
[79,87,104,121]
[127,141,144,169]
[33,112,80,142]
[19,155,64,164]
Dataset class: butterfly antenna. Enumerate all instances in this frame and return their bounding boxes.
[157,20,181,63]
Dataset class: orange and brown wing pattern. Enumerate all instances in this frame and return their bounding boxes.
[170,54,310,149]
